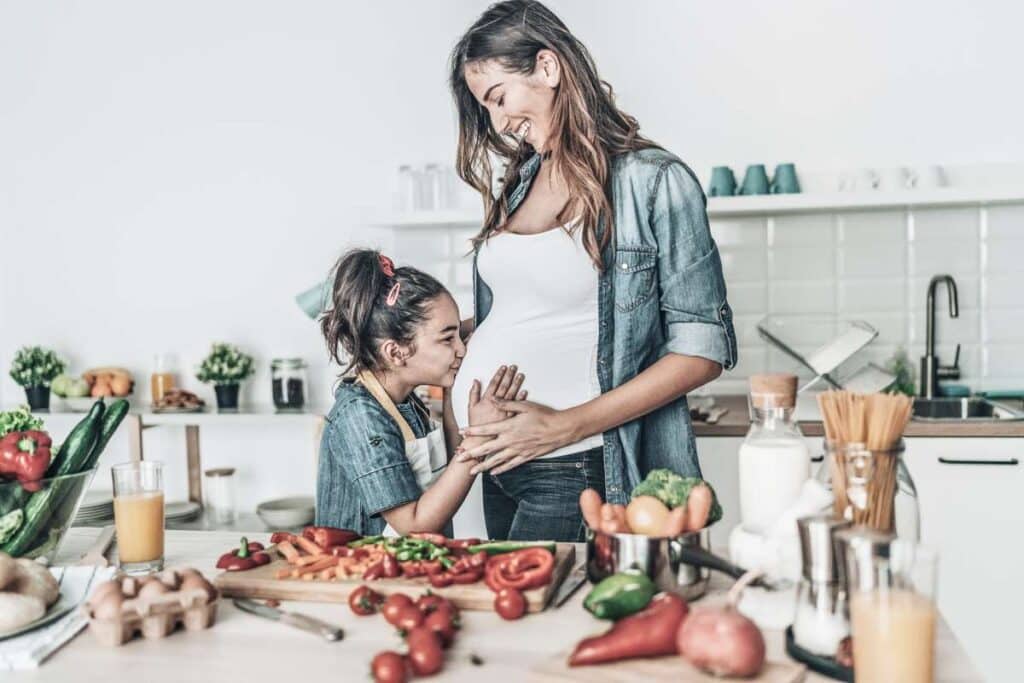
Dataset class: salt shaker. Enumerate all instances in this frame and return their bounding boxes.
[792,514,853,656]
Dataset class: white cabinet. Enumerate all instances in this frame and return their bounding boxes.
[904,438,1023,683]
[696,437,743,550]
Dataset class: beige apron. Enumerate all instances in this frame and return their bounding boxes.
[356,371,447,537]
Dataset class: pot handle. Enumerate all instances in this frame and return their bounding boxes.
[675,544,776,590]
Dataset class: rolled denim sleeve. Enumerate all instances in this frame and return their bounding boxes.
[649,162,737,369]
[325,398,422,518]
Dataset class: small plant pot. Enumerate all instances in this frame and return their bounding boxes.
[214,384,240,411]
[24,385,51,411]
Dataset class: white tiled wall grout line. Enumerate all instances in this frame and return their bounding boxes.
[979,206,989,379]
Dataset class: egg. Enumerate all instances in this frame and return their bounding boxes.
[138,577,170,600]
[625,495,672,536]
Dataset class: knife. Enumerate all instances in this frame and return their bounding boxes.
[549,562,586,608]
[233,598,344,641]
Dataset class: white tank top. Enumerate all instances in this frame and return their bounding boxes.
[451,225,605,459]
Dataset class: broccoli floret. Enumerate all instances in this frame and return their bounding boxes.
[630,469,723,524]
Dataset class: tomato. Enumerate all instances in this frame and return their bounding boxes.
[394,605,425,632]
[348,585,384,616]
[416,593,447,614]
[371,651,409,683]
[424,608,457,647]
[494,587,527,620]
[382,593,414,626]
[406,627,444,676]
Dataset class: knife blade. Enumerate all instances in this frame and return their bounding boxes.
[550,562,586,608]
[233,598,344,641]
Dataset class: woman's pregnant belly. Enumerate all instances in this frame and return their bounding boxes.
[451,313,604,459]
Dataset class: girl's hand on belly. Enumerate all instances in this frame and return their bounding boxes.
[466,364,527,427]
[457,399,574,475]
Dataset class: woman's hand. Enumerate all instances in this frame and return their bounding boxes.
[456,399,578,476]
[467,365,526,426]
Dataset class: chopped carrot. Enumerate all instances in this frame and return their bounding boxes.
[295,557,337,577]
[275,568,292,579]
[277,541,300,562]
[294,536,325,556]
[294,554,328,567]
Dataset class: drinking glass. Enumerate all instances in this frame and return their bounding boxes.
[846,538,938,683]
[111,461,165,574]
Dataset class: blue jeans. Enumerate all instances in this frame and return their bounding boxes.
[482,448,606,542]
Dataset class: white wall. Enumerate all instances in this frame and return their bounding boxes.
[3,1,1023,516]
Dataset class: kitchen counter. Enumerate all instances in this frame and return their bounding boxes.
[694,394,1024,437]
[12,527,980,682]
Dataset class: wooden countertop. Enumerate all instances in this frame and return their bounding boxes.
[11,527,980,682]
[694,395,1024,437]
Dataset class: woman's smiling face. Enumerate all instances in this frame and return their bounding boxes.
[464,50,561,153]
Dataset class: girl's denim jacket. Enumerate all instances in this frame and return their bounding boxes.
[472,148,737,504]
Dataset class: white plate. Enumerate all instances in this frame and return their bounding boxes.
[165,501,201,520]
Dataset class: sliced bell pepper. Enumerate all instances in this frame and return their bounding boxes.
[301,525,360,549]
[484,547,555,593]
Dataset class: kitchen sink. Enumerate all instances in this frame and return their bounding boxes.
[912,397,1024,421]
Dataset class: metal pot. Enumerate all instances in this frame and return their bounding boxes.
[585,525,772,601]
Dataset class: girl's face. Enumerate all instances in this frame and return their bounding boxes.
[393,294,465,389]
[464,50,561,153]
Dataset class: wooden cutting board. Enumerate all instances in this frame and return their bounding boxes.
[531,651,806,682]
[215,543,576,612]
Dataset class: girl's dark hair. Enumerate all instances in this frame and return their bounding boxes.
[450,0,658,270]
[320,249,447,376]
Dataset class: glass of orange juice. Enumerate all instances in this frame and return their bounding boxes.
[111,461,165,574]
[846,538,938,683]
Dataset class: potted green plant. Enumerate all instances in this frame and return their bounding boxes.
[196,343,255,411]
[9,346,67,411]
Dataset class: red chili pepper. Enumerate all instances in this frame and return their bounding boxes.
[381,553,401,578]
[568,593,689,666]
[0,430,52,491]
[451,567,484,585]
[484,548,554,593]
[216,536,271,571]
[421,560,443,575]
[302,526,361,549]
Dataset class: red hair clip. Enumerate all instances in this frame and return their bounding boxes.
[378,254,395,277]
[385,282,401,306]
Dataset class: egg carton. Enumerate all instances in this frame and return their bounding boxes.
[82,570,219,647]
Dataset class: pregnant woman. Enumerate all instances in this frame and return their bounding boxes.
[447,1,737,542]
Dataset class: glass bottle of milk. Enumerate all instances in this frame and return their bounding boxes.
[739,374,811,534]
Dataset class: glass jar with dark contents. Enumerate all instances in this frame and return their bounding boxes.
[271,358,307,411]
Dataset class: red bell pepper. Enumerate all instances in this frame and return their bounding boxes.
[301,526,360,549]
[568,593,689,666]
[484,547,555,593]
[0,430,52,491]
[216,537,271,571]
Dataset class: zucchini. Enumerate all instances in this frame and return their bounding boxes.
[2,403,105,556]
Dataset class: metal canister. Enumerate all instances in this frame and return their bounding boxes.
[833,525,897,593]
[797,514,853,583]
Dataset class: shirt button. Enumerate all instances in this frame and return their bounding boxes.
[619,262,629,271]
[609,486,620,492]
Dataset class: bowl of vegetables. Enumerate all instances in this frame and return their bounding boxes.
[0,400,130,563]
[581,469,764,600]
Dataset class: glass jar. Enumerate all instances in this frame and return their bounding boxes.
[739,375,812,534]
[271,358,307,412]
[815,440,919,540]
[203,467,237,526]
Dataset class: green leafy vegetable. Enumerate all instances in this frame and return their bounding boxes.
[0,406,44,439]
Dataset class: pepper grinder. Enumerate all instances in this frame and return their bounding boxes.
[792,514,853,656]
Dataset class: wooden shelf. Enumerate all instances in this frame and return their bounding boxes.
[372,186,1024,229]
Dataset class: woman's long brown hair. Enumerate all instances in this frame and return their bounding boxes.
[449,0,658,270]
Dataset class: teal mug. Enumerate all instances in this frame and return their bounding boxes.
[771,163,801,194]
[738,164,770,195]
[708,166,737,197]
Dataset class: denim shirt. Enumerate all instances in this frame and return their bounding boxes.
[316,381,452,536]
[472,148,737,504]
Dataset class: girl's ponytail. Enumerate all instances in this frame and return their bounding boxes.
[320,249,447,376]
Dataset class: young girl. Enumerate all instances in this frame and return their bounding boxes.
[315,248,525,536]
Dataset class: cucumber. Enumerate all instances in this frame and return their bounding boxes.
[46,401,106,477]
[85,399,129,468]
[2,403,105,556]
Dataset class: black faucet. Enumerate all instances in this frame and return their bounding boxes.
[920,274,960,399]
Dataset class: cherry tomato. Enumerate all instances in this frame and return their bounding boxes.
[424,609,457,648]
[394,605,425,632]
[371,651,409,683]
[416,593,447,614]
[348,585,384,616]
[494,587,526,620]
[382,593,414,626]
[406,627,444,676]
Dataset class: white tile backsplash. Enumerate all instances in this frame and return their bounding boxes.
[839,210,907,245]
[771,246,836,280]
[719,248,768,282]
[710,218,767,248]
[984,238,1024,274]
[770,214,836,247]
[910,240,980,278]
[840,243,906,278]
[770,282,835,314]
[912,207,979,244]
[985,204,1024,241]
[839,279,907,313]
